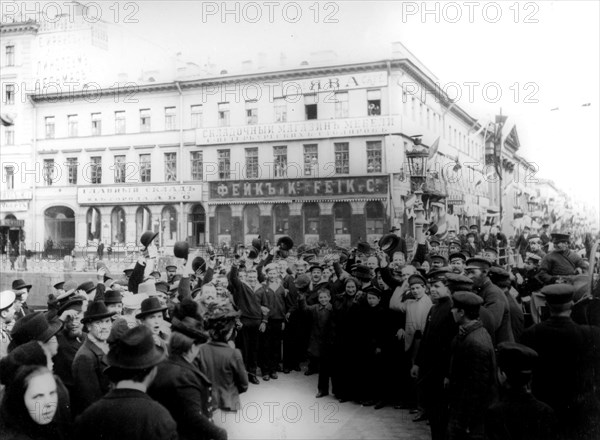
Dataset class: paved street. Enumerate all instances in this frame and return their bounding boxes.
[219,369,430,440]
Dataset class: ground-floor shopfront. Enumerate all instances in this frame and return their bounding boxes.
[207,175,390,249]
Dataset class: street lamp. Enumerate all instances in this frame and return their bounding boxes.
[405,136,429,193]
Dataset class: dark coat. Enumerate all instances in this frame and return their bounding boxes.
[71,338,110,415]
[74,389,177,440]
[299,296,334,357]
[197,341,248,411]
[485,389,556,440]
[476,278,514,344]
[148,355,226,440]
[521,316,600,439]
[54,330,84,395]
[228,265,262,319]
[539,250,588,284]
[515,233,530,258]
[448,321,497,436]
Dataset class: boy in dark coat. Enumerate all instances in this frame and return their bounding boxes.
[298,287,334,398]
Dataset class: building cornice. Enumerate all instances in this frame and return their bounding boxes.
[0,21,39,34]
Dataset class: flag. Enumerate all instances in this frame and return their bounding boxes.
[427,137,440,161]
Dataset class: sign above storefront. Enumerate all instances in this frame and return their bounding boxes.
[78,184,203,205]
[0,219,24,228]
[0,201,29,212]
[278,70,388,94]
[1,190,33,201]
[197,115,402,145]
[210,176,388,199]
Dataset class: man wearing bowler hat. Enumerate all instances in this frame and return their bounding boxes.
[521,284,600,440]
[75,326,176,440]
[54,296,85,399]
[465,257,514,344]
[72,300,116,414]
[538,232,588,285]
[389,226,408,258]
[12,278,32,320]
[129,230,160,294]
[1,290,17,359]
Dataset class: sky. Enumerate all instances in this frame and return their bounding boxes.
[38,1,600,216]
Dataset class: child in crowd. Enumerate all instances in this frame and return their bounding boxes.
[298,287,334,398]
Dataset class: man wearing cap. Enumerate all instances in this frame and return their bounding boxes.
[128,230,160,294]
[485,342,555,440]
[447,239,463,256]
[521,284,600,439]
[464,231,482,258]
[527,235,546,259]
[539,224,551,253]
[483,247,499,266]
[489,266,525,342]
[538,233,588,285]
[447,291,497,440]
[1,290,17,359]
[448,252,467,274]
[466,257,514,344]
[514,253,544,301]
[7,311,63,367]
[12,278,32,320]
[389,226,408,258]
[137,297,170,352]
[75,326,177,440]
[72,301,116,415]
[165,265,177,284]
[411,269,458,435]
[54,296,85,399]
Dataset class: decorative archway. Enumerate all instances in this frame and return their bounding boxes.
[189,204,206,246]
[44,206,75,252]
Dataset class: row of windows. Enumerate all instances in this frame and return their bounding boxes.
[12,142,383,188]
[214,201,386,236]
[39,91,381,138]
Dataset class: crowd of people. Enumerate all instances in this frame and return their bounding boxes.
[0,223,599,440]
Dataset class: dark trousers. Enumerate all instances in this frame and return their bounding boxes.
[420,370,449,440]
[331,342,356,400]
[259,319,283,375]
[236,317,261,376]
[317,346,333,393]
[282,311,303,369]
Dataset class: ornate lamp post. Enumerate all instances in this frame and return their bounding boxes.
[405,137,429,194]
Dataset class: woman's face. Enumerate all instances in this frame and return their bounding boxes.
[24,372,58,425]
[345,281,357,296]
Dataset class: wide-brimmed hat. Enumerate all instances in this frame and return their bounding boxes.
[77,281,96,294]
[12,279,32,291]
[106,326,166,370]
[171,316,209,343]
[9,312,63,349]
[378,234,400,253]
[173,241,189,259]
[356,242,372,254]
[57,297,84,315]
[352,264,372,281]
[122,293,148,310]
[551,233,570,243]
[155,281,170,294]
[140,231,159,249]
[81,301,116,324]
[251,237,263,250]
[277,236,294,251]
[136,297,167,319]
[138,281,158,297]
[192,256,206,273]
[53,281,65,290]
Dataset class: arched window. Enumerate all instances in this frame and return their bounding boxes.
[215,206,232,235]
[111,207,126,244]
[333,202,351,235]
[44,206,75,249]
[189,204,206,246]
[273,204,289,235]
[303,203,320,235]
[136,206,152,239]
[243,205,260,236]
[86,207,101,241]
[366,201,385,235]
[161,206,178,242]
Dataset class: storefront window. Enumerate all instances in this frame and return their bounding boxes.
[333,202,351,235]
[111,207,126,244]
[136,206,152,239]
[161,206,178,242]
[303,203,320,235]
[216,206,232,235]
[244,205,260,235]
[86,207,101,241]
[273,204,289,235]
[366,201,385,235]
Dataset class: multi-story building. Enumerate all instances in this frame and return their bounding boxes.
[24,47,489,254]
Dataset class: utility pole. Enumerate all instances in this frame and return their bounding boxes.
[494,110,506,229]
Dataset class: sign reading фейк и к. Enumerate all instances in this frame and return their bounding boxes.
[210,176,388,199]
[77,184,203,205]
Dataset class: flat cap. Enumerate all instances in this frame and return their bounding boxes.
[448,239,462,247]
[294,274,311,290]
[497,342,538,373]
[488,266,510,280]
[551,233,570,242]
[427,268,450,283]
[430,255,447,264]
[429,238,441,246]
[452,291,483,308]
[484,247,498,255]
[525,253,542,263]
[527,234,540,241]
[540,283,575,304]
[364,286,383,298]
[449,252,467,262]
[408,274,427,286]
[465,257,492,271]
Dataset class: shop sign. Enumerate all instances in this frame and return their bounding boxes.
[0,219,24,228]
[1,190,33,201]
[197,115,401,145]
[210,176,388,199]
[78,184,203,205]
[0,201,29,212]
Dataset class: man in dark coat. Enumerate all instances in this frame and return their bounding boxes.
[466,258,514,344]
[485,342,555,440]
[521,284,600,440]
[538,233,588,285]
[539,224,551,253]
[53,297,85,398]
[71,301,115,415]
[514,226,531,261]
[447,291,497,440]
[412,269,458,439]
[75,326,177,440]
[488,267,525,342]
